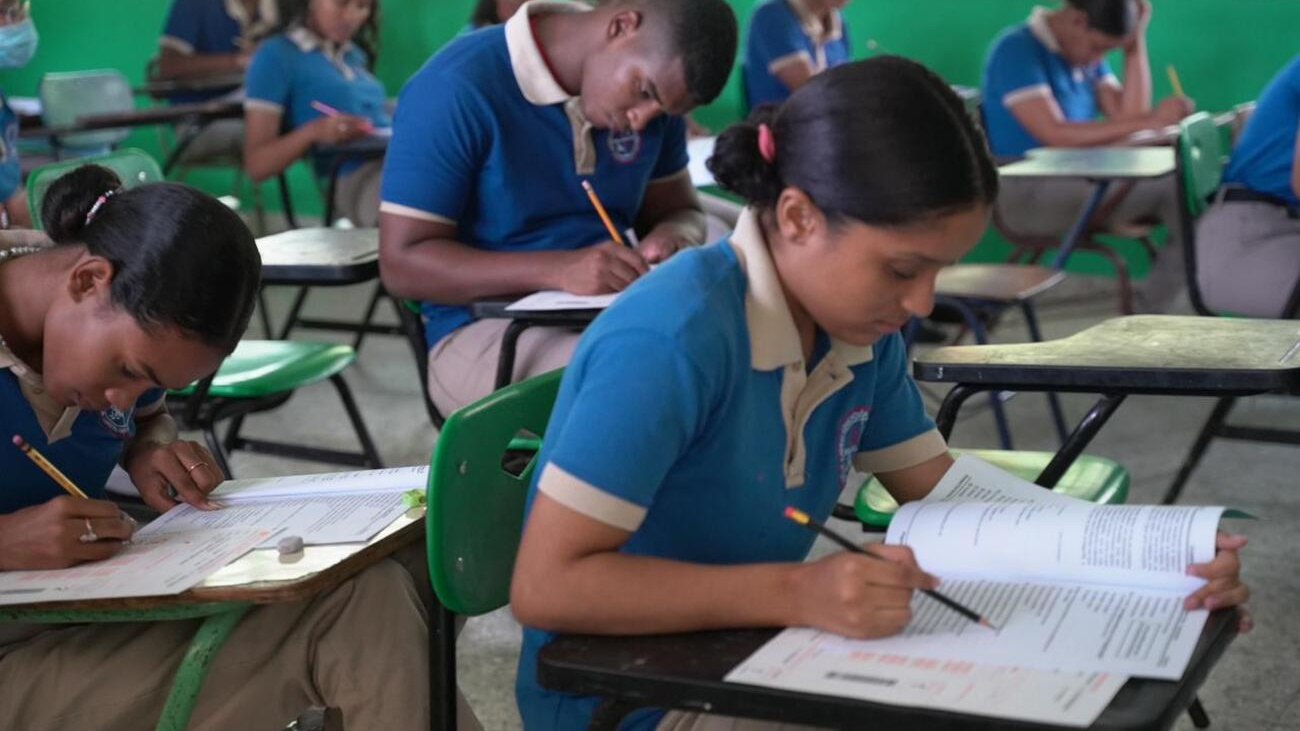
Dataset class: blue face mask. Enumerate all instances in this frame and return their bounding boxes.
[0,18,37,69]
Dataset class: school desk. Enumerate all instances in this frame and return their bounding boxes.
[0,510,422,731]
[133,72,245,100]
[317,135,389,226]
[537,608,1239,731]
[997,147,1176,270]
[18,99,242,147]
[913,315,1300,499]
[470,298,602,390]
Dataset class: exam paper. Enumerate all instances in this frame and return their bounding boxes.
[727,627,1127,727]
[0,526,268,605]
[505,291,619,312]
[145,492,410,548]
[211,465,427,503]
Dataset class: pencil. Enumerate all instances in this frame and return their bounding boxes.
[1166,65,1186,98]
[783,506,999,631]
[581,180,627,248]
[12,434,89,499]
[310,100,375,133]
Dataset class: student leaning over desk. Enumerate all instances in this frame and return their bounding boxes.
[0,165,436,730]
[509,57,1254,731]
[742,0,852,110]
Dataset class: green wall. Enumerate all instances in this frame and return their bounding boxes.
[4,0,1297,241]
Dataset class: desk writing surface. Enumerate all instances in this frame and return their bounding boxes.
[19,100,243,139]
[470,297,604,325]
[257,227,379,285]
[999,148,1176,181]
[914,315,1300,394]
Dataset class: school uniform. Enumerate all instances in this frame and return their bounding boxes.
[380,0,691,416]
[0,240,444,730]
[742,0,851,110]
[245,25,391,226]
[1195,55,1300,317]
[158,0,278,162]
[982,7,1185,312]
[0,91,21,209]
[515,208,947,731]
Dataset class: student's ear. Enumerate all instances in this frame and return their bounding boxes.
[774,188,826,247]
[607,8,644,41]
[66,255,115,305]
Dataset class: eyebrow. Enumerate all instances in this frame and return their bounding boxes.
[898,253,959,267]
[645,80,664,107]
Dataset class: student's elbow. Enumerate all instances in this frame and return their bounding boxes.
[242,153,279,184]
[1291,169,1300,201]
[509,566,565,630]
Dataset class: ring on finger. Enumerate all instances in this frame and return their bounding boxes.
[185,461,209,475]
[79,518,98,543]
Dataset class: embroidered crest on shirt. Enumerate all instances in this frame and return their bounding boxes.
[837,406,872,486]
[99,405,134,439]
[606,129,642,164]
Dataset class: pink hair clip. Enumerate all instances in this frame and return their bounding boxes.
[84,188,119,226]
[757,123,777,164]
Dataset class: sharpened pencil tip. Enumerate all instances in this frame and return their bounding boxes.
[979,618,1000,631]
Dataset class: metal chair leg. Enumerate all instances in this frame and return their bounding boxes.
[434,604,457,731]
[935,384,984,442]
[257,290,274,339]
[1162,398,1235,505]
[155,606,252,731]
[1036,392,1127,488]
[351,284,386,353]
[330,374,382,468]
[949,299,1013,450]
[278,287,312,340]
[1188,696,1211,728]
[1020,300,1069,445]
[203,426,234,479]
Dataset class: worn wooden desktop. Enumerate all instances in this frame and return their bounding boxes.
[133,73,244,99]
[257,227,380,287]
[18,99,243,141]
[538,609,1239,731]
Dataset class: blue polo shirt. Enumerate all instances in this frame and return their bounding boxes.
[0,352,164,514]
[743,0,851,110]
[0,92,19,202]
[1223,56,1300,206]
[379,1,689,347]
[245,27,391,176]
[159,0,278,103]
[982,9,1119,157]
[514,209,947,730]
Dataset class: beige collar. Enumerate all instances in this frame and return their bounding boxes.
[1027,6,1062,53]
[787,0,844,44]
[0,341,80,443]
[287,24,359,78]
[505,0,592,106]
[224,0,279,42]
[727,208,873,371]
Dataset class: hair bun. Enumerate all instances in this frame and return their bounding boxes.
[707,105,784,206]
[40,164,124,243]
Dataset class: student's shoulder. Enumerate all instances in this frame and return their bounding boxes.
[407,27,511,93]
[750,0,796,27]
[987,23,1037,63]
[249,33,299,66]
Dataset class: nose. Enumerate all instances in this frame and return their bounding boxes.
[105,384,150,413]
[625,100,662,133]
[902,276,937,319]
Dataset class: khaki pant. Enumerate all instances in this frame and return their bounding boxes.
[657,711,827,730]
[998,175,1186,312]
[174,118,245,166]
[427,318,582,417]
[1195,199,1300,317]
[332,159,383,227]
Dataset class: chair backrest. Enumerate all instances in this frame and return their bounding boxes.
[426,368,563,615]
[39,69,134,151]
[1231,101,1256,144]
[26,148,164,230]
[397,299,445,428]
[1177,113,1223,220]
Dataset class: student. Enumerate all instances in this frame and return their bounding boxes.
[379,0,738,416]
[0,0,36,228]
[982,0,1192,311]
[508,57,1252,731]
[0,165,432,729]
[243,0,389,226]
[742,0,851,110]
[156,0,279,163]
[468,0,527,30]
[1195,55,1300,318]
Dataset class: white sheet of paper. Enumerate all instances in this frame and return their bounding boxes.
[505,291,619,312]
[210,465,427,503]
[369,126,393,138]
[688,136,717,187]
[145,493,410,548]
[0,526,268,605]
[727,627,1127,728]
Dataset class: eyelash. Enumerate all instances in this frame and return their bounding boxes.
[890,267,919,281]
[121,365,139,380]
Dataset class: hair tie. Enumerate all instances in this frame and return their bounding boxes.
[757,123,777,164]
[84,188,120,226]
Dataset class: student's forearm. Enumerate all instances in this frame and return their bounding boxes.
[379,236,572,303]
[1033,115,1159,147]
[512,551,803,634]
[243,126,318,182]
[1117,39,1153,117]
[157,51,242,80]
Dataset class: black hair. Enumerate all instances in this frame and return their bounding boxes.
[707,56,999,228]
[621,0,737,106]
[469,0,502,29]
[41,165,262,353]
[1065,0,1136,37]
[276,0,380,67]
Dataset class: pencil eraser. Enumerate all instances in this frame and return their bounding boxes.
[277,535,304,555]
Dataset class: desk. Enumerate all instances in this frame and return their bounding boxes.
[257,227,379,287]
[914,315,1300,492]
[470,298,602,390]
[134,74,244,99]
[998,147,1175,268]
[538,609,1239,731]
[18,100,243,141]
[317,136,390,225]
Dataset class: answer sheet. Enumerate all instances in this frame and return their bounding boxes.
[210,465,428,502]
[505,290,619,312]
[145,492,410,548]
[726,627,1127,727]
[0,526,267,605]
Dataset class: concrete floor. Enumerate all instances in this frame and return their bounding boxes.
[232,273,1299,731]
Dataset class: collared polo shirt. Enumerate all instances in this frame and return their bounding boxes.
[379,0,690,347]
[742,0,851,110]
[159,0,278,103]
[513,207,947,730]
[244,26,391,175]
[982,6,1120,157]
[0,92,19,201]
[1223,55,1300,206]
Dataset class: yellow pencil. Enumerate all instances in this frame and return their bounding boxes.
[12,434,89,499]
[580,180,627,248]
[1167,64,1186,98]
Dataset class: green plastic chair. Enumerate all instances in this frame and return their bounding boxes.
[1178,112,1224,222]
[854,449,1129,529]
[425,368,563,730]
[26,148,164,227]
[39,69,134,156]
